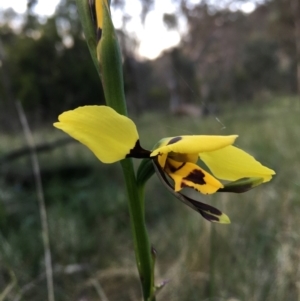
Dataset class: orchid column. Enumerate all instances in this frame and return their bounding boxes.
[74,1,155,300]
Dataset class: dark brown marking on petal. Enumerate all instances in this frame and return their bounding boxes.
[181,182,188,189]
[126,140,151,159]
[97,28,102,42]
[167,136,182,145]
[183,169,206,185]
[168,162,186,173]
[180,182,203,194]
[181,182,201,193]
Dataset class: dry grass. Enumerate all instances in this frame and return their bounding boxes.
[0,96,300,300]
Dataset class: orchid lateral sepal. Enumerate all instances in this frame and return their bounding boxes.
[199,145,275,183]
[218,177,264,193]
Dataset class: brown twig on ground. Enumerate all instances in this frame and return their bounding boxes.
[12,264,90,301]
[91,279,110,301]
[0,270,17,301]
[0,137,74,165]
[15,101,55,301]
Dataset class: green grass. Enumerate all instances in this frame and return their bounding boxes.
[0,96,300,300]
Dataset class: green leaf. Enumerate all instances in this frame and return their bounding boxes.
[137,158,156,187]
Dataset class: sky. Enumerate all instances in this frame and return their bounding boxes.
[0,0,257,59]
[111,0,183,59]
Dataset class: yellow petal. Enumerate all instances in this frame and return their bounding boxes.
[54,105,139,163]
[200,145,275,183]
[95,0,109,30]
[151,135,238,158]
[165,158,223,194]
[157,153,168,169]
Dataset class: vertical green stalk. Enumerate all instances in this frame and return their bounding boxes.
[209,225,216,299]
[122,160,155,300]
[75,1,155,299]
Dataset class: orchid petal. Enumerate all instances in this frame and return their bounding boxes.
[54,105,139,163]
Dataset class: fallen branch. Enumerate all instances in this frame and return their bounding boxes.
[0,137,74,165]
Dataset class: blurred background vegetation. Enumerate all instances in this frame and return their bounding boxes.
[0,0,300,300]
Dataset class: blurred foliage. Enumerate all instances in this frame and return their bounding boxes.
[0,96,299,300]
[181,1,299,102]
[0,0,299,128]
[0,1,105,126]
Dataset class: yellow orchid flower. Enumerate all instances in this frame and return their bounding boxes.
[54,105,275,224]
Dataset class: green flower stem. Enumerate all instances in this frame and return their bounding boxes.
[75,1,155,299]
[137,182,156,299]
[122,159,155,300]
[100,4,156,292]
